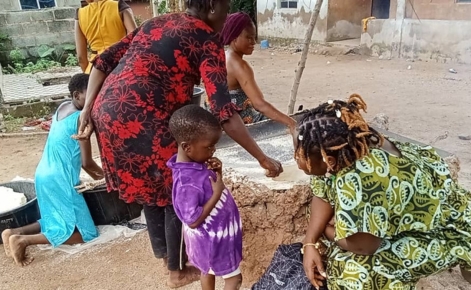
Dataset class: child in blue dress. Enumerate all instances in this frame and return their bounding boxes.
[1,73,103,266]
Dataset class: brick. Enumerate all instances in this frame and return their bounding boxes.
[22,21,49,35]
[5,11,32,24]
[59,32,75,43]
[63,0,81,8]
[53,7,77,20]
[0,14,7,26]
[35,33,62,46]
[11,36,36,48]
[30,10,54,22]
[0,24,25,37]
[47,20,74,33]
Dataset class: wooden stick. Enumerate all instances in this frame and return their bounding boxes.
[0,131,48,138]
[287,0,324,115]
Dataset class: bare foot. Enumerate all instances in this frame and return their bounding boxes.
[1,229,13,257]
[9,235,33,266]
[162,258,169,275]
[167,266,201,289]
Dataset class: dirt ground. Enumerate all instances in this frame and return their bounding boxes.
[1,49,471,290]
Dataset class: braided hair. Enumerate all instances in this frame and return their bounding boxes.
[297,94,384,172]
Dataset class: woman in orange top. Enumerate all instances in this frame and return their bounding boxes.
[75,0,137,74]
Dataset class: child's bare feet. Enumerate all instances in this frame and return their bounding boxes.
[9,235,33,266]
[1,229,13,257]
[167,266,200,288]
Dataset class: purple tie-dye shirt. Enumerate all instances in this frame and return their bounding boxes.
[167,155,243,276]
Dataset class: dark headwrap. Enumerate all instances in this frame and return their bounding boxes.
[220,12,253,46]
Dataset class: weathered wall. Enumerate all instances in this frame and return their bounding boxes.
[0,0,80,11]
[327,0,372,41]
[390,0,471,20]
[0,0,21,11]
[0,8,76,59]
[361,19,471,63]
[257,0,329,43]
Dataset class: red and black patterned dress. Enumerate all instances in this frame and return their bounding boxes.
[91,13,238,207]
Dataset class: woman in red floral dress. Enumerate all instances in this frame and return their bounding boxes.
[75,0,284,287]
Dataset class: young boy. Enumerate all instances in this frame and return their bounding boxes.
[1,73,103,266]
[167,105,243,290]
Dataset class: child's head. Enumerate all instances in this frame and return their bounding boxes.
[169,104,222,163]
[68,73,89,110]
[221,12,256,55]
[294,94,384,176]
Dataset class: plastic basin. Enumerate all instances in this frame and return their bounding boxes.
[0,181,40,244]
[82,185,143,226]
[192,86,205,105]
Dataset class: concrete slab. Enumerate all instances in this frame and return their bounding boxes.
[1,67,81,106]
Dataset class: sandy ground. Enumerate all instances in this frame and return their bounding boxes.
[1,49,471,289]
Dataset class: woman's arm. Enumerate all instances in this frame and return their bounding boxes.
[74,20,88,72]
[199,39,282,177]
[118,0,137,33]
[122,9,137,33]
[76,31,137,139]
[304,196,334,244]
[222,114,270,163]
[235,61,296,130]
[78,137,104,180]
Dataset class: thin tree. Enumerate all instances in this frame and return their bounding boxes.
[287,0,324,115]
[151,0,159,17]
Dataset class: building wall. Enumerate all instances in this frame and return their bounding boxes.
[361,18,471,63]
[1,0,21,11]
[327,0,372,41]
[390,0,471,20]
[0,8,76,59]
[0,0,80,11]
[257,0,329,43]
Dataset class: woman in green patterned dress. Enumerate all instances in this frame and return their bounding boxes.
[294,94,471,290]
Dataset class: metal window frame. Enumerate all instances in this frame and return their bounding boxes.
[279,0,298,9]
[19,0,57,10]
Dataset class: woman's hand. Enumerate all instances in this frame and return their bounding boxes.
[74,109,94,140]
[259,156,283,177]
[303,245,327,289]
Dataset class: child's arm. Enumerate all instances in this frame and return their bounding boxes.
[188,172,224,229]
[79,138,104,180]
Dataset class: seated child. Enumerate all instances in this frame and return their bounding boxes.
[167,105,243,290]
[1,73,103,266]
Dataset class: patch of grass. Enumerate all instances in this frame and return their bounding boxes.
[3,115,27,133]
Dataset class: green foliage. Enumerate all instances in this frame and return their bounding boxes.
[6,44,78,74]
[230,0,256,22]
[158,0,169,14]
[134,15,143,27]
[0,33,10,50]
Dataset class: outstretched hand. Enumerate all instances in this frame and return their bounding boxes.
[73,109,94,140]
[303,245,327,289]
[259,156,283,177]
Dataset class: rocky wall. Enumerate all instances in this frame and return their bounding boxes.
[224,171,311,286]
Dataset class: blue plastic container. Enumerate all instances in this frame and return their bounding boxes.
[260,40,269,49]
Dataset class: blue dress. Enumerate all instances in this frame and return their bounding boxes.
[35,107,98,247]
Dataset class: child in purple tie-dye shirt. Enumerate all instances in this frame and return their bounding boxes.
[167,105,243,290]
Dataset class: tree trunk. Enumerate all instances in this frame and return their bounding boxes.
[151,0,159,17]
[287,0,324,115]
